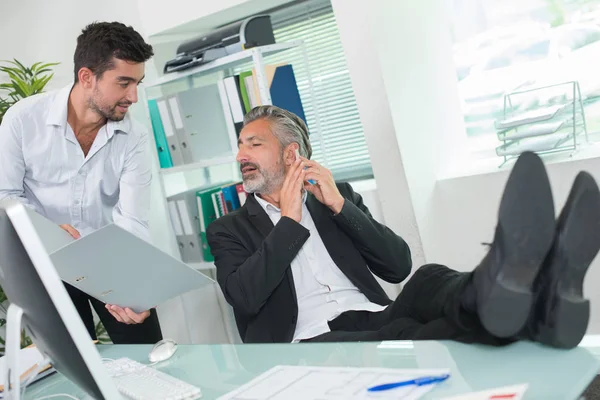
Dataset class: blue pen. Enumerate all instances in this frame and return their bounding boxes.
[367,373,450,392]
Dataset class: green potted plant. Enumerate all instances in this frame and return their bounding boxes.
[0,59,59,123]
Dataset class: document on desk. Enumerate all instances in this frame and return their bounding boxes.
[218,365,450,400]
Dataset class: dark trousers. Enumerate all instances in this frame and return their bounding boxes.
[305,264,509,346]
[65,283,163,344]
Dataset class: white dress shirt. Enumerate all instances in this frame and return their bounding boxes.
[0,84,152,241]
[255,193,386,342]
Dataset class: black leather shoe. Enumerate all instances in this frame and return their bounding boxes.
[473,152,556,338]
[527,171,600,348]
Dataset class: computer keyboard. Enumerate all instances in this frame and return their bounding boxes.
[104,357,202,400]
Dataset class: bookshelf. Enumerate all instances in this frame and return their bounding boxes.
[143,40,309,272]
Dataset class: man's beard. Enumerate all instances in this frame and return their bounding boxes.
[88,89,130,122]
[241,156,285,195]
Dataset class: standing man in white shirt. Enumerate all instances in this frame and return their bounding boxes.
[0,22,162,344]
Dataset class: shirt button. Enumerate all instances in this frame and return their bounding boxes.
[74,200,80,205]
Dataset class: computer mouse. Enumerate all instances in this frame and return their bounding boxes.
[148,339,178,363]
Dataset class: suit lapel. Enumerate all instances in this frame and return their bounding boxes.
[306,194,344,263]
[245,194,275,238]
[245,193,298,304]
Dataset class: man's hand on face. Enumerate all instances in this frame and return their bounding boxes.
[280,156,306,223]
[105,304,151,324]
[301,157,345,215]
[59,224,81,239]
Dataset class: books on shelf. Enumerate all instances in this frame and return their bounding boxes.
[148,64,305,172]
[226,63,307,124]
[168,182,248,263]
[148,84,237,169]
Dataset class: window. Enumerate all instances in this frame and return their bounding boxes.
[449,0,600,141]
[242,1,373,181]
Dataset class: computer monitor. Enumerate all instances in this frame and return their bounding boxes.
[0,201,122,399]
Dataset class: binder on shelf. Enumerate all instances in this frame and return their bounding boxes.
[167,189,204,264]
[221,183,242,213]
[236,183,248,206]
[196,186,224,262]
[239,70,253,113]
[246,64,306,123]
[147,99,173,169]
[156,98,185,166]
[212,191,228,218]
[223,76,245,136]
[268,64,306,124]
[167,96,194,164]
[164,85,236,165]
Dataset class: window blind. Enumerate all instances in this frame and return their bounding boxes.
[243,1,373,181]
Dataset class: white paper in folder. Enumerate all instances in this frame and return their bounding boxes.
[218,365,450,400]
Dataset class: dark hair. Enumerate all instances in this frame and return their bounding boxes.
[73,21,153,82]
[244,105,312,159]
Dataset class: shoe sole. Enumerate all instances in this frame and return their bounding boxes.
[478,152,556,338]
[538,172,600,348]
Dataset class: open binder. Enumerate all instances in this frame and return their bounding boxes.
[24,207,214,313]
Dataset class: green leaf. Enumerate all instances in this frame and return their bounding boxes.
[11,59,28,74]
[33,62,60,74]
[21,328,33,349]
[6,75,29,97]
[95,320,111,344]
[0,59,57,123]
[30,61,43,73]
[0,66,27,81]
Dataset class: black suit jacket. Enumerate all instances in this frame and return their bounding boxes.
[206,182,412,343]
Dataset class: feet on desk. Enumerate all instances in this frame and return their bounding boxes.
[469,152,600,349]
[472,151,556,339]
[526,171,600,348]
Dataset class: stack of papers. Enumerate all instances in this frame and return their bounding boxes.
[218,365,451,400]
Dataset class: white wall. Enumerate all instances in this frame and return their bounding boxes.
[0,1,146,90]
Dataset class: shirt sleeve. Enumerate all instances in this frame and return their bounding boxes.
[0,108,32,207]
[112,132,152,242]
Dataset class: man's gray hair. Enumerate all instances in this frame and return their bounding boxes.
[243,105,312,159]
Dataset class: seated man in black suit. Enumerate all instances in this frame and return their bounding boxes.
[207,105,600,349]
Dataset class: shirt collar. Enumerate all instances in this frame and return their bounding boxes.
[46,83,131,138]
[254,190,308,214]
